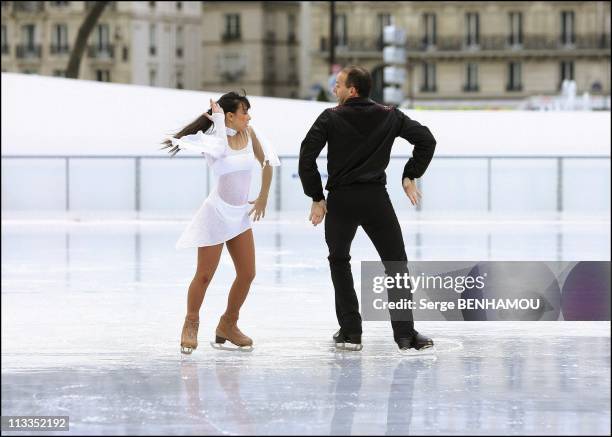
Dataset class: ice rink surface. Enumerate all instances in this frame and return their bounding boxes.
[2,212,610,435]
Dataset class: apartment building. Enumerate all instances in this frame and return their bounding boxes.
[1,1,201,89]
[2,1,609,105]
[200,1,300,98]
[307,1,611,105]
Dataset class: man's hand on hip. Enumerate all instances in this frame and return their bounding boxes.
[402,177,422,206]
[309,200,327,226]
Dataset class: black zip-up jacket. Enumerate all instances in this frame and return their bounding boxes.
[298,96,437,202]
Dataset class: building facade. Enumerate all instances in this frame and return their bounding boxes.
[200,1,300,98]
[1,1,202,89]
[307,1,611,106]
[2,1,610,106]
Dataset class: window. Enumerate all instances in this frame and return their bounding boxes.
[219,52,245,81]
[560,61,574,89]
[508,12,523,46]
[176,1,182,10]
[90,24,111,57]
[176,70,183,89]
[22,24,35,47]
[507,62,522,91]
[561,11,575,45]
[53,69,66,77]
[122,46,128,61]
[96,24,109,48]
[18,24,39,58]
[377,13,391,49]
[423,13,436,47]
[149,69,156,86]
[51,1,69,6]
[51,24,68,53]
[288,14,296,42]
[421,62,436,92]
[96,69,110,82]
[224,14,241,40]
[1,25,7,54]
[335,14,347,47]
[176,25,183,57]
[465,13,479,46]
[149,1,155,8]
[465,63,478,91]
[149,24,156,55]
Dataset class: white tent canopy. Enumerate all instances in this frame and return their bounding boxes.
[2,73,610,157]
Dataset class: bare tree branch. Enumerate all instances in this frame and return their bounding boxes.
[66,1,110,79]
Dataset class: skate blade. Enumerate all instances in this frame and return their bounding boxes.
[334,342,363,351]
[210,341,254,352]
[399,345,436,356]
[181,346,196,354]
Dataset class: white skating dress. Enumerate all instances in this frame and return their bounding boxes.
[168,113,280,248]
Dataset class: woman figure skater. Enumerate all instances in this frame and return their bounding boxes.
[161,91,280,354]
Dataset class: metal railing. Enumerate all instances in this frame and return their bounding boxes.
[13,2,45,13]
[2,154,609,213]
[221,33,241,42]
[50,44,70,54]
[16,44,41,58]
[87,44,114,59]
[319,33,611,55]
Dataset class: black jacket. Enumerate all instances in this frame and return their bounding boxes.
[298,97,437,202]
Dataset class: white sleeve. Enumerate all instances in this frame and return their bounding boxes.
[250,125,281,167]
[168,113,228,158]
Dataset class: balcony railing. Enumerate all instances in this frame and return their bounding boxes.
[50,44,70,55]
[506,84,523,92]
[85,1,116,11]
[320,37,375,52]
[420,85,437,93]
[319,33,611,55]
[13,2,45,13]
[88,44,114,59]
[221,33,241,42]
[264,31,276,43]
[16,44,42,58]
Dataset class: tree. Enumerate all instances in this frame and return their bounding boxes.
[66,1,110,79]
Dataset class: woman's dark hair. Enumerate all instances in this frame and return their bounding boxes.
[342,65,372,98]
[161,90,250,157]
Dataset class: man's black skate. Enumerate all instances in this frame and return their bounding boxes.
[333,330,363,351]
[397,332,434,352]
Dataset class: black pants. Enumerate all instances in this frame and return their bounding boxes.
[325,184,415,342]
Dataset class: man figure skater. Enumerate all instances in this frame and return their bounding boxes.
[298,65,437,352]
